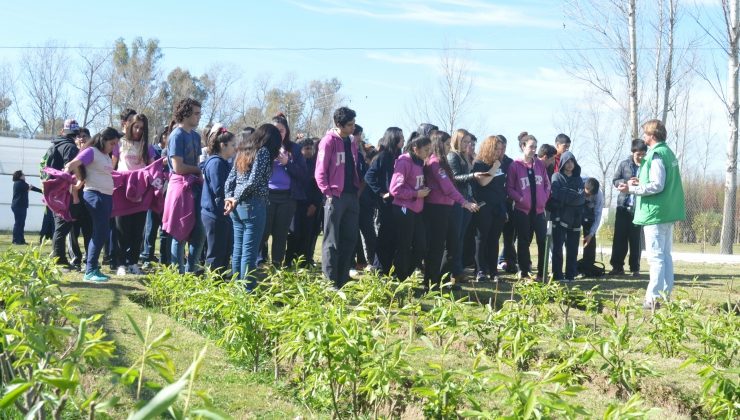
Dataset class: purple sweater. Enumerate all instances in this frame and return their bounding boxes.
[506,157,551,214]
[315,129,360,197]
[390,153,426,214]
[424,154,466,206]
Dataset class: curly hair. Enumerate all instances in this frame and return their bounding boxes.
[333,106,356,127]
[477,135,505,166]
[173,98,202,123]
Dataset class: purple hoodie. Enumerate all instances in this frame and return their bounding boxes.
[41,168,77,222]
[162,173,203,241]
[315,129,360,197]
[390,153,426,214]
[424,154,466,206]
[506,157,551,214]
[111,158,167,217]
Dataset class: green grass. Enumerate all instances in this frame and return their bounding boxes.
[2,232,737,418]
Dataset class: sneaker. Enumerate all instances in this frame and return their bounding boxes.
[608,268,625,276]
[475,272,487,283]
[116,265,127,276]
[497,261,508,272]
[491,274,500,283]
[643,301,661,310]
[84,269,109,283]
[349,269,360,278]
[127,264,143,275]
[631,271,640,277]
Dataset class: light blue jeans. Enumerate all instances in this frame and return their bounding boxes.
[643,222,674,303]
[231,198,267,290]
[171,185,205,274]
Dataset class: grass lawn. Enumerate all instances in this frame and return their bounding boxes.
[1,231,737,418]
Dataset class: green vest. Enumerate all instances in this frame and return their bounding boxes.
[633,142,686,225]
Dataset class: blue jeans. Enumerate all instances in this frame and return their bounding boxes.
[140,209,161,262]
[202,212,232,273]
[644,223,674,303]
[448,203,471,276]
[231,198,267,289]
[12,207,27,244]
[83,190,112,274]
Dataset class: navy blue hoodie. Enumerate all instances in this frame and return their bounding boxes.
[549,151,585,228]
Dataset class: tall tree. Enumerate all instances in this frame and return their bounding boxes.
[74,49,112,129]
[0,62,12,133]
[200,64,240,126]
[111,37,162,122]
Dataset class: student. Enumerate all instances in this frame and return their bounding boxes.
[364,127,405,274]
[498,135,519,274]
[549,151,585,282]
[472,135,509,283]
[113,114,156,275]
[537,143,558,179]
[225,124,281,289]
[66,128,93,269]
[163,98,205,274]
[446,129,488,282]
[315,107,361,288]
[581,177,604,273]
[261,113,307,266]
[11,170,42,245]
[65,128,121,282]
[423,131,478,289]
[353,124,378,271]
[285,138,323,266]
[201,125,236,273]
[506,133,551,280]
[553,134,572,174]
[390,135,432,281]
[610,139,648,276]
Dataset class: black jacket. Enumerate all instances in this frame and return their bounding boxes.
[612,156,640,209]
[471,158,510,215]
[47,136,79,170]
[302,157,323,207]
[549,151,585,228]
[447,151,474,200]
[12,180,41,209]
[364,150,397,204]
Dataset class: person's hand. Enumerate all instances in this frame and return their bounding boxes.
[307,204,317,217]
[71,180,84,192]
[617,182,630,193]
[583,234,593,246]
[628,177,639,186]
[473,172,490,180]
[463,201,479,212]
[382,192,391,200]
[491,160,501,172]
[417,187,431,198]
[277,151,290,165]
[224,198,236,216]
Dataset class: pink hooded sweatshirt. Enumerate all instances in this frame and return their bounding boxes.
[162,173,203,242]
[390,153,426,214]
[41,168,77,222]
[506,157,551,214]
[315,129,360,197]
[111,158,167,217]
[424,154,466,207]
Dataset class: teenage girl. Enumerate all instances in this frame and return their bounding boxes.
[389,135,432,281]
[65,127,121,282]
[506,133,551,280]
[201,125,237,273]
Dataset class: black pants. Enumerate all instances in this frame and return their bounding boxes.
[475,206,506,276]
[354,203,377,266]
[582,220,596,266]
[512,209,546,277]
[262,190,296,266]
[202,213,232,273]
[552,224,580,280]
[115,211,147,267]
[40,206,55,243]
[12,207,27,244]
[374,200,396,274]
[610,207,642,272]
[286,200,322,266]
[392,206,426,281]
[423,204,453,287]
[53,203,92,266]
[498,205,518,268]
[322,193,360,287]
[67,224,83,266]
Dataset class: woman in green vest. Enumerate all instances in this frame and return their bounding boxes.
[617,119,685,309]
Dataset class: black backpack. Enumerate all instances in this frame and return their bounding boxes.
[39,144,59,180]
[577,259,605,278]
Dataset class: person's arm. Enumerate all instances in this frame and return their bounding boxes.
[612,160,627,188]
[206,160,228,211]
[589,190,605,237]
[314,138,331,196]
[364,156,384,195]
[449,153,475,184]
[475,161,498,187]
[284,143,307,180]
[170,156,202,176]
[629,156,665,196]
[389,161,417,200]
[506,164,524,203]
[111,143,120,170]
[28,182,42,194]
[236,148,271,201]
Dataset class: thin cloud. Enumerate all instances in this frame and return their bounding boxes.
[290,0,559,28]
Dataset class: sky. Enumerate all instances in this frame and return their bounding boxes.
[0,0,730,178]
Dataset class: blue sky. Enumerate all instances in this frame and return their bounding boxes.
[0,0,728,178]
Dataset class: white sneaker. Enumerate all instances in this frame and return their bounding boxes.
[349,269,359,278]
[116,265,127,276]
[128,264,143,275]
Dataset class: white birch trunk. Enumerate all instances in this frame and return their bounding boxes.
[721,0,739,254]
[628,0,639,139]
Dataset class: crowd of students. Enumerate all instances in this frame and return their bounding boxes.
[32,100,658,293]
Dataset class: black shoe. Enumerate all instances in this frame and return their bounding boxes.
[475,271,487,283]
[631,271,640,277]
[608,268,625,276]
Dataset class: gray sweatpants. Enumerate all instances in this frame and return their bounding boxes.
[322,192,359,287]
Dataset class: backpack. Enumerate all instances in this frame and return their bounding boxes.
[39,144,59,180]
[577,259,605,278]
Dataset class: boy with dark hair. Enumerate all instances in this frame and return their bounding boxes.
[315,107,361,288]
[553,134,571,174]
[609,139,648,276]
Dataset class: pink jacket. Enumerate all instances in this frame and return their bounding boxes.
[424,154,466,207]
[506,157,551,214]
[111,158,167,217]
[315,129,360,197]
[41,168,77,222]
[390,153,426,214]
[162,173,203,242]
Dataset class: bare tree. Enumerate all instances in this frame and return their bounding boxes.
[0,62,12,133]
[693,0,739,254]
[200,64,240,126]
[15,41,70,137]
[74,49,112,130]
[583,100,629,207]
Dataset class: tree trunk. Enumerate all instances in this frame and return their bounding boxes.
[721,0,739,254]
[628,0,639,139]
[661,0,676,123]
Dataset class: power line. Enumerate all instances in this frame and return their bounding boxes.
[0,45,724,52]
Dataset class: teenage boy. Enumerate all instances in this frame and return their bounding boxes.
[553,133,572,174]
[315,107,361,288]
